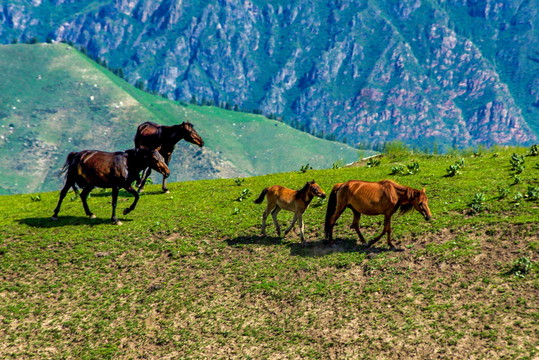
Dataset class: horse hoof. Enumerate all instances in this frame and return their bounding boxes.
[114,221,123,226]
[123,208,131,215]
[51,216,58,221]
[163,190,170,194]
[89,214,97,219]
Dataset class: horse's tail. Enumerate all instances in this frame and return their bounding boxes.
[59,152,79,193]
[253,188,268,204]
[324,183,344,239]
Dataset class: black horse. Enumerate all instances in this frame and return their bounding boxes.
[134,121,204,193]
[52,148,170,224]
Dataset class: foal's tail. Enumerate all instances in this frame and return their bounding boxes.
[253,188,268,204]
[324,183,343,239]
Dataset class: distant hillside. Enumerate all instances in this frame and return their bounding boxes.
[0,0,537,149]
[0,43,365,195]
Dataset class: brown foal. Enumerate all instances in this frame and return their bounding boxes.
[254,180,326,245]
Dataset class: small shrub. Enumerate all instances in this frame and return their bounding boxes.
[332,160,345,169]
[234,178,245,186]
[446,164,461,177]
[506,257,533,278]
[528,144,538,156]
[390,161,419,175]
[236,189,251,202]
[469,193,486,214]
[390,164,405,175]
[526,186,539,201]
[366,158,381,168]
[513,192,523,202]
[510,153,525,172]
[30,195,41,202]
[497,187,509,200]
[511,174,521,185]
[299,164,312,173]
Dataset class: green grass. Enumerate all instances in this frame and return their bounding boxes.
[0,147,538,358]
[0,43,366,195]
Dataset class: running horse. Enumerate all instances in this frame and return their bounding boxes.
[52,149,170,225]
[324,180,432,248]
[134,121,204,193]
[254,180,326,245]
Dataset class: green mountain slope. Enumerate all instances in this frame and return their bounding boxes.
[0,147,537,358]
[0,43,366,194]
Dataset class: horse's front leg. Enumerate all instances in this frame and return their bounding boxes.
[298,213,306,246]
[161,153,172,193]
[80,186,96,219]
[137,167,151,193]
[110,187,121,225]
[367,215,392,248]
[52,179,74,220]
[123,186,140,216]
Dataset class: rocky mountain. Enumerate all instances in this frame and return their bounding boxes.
[1,0,538,150]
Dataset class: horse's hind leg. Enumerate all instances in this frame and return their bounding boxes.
[271,206,282,237]
[350,208,366,244]
[326,203,347,245]
[123,186,140,216]
[80,186,96,219]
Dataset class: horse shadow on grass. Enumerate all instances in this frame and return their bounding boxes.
[225,234,401,258]
[18,216,132,228]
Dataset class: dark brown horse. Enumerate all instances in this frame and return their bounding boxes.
[254,180,326,245]
[134,121,204,193]
[325,180,432,248]
[52,149,170,224]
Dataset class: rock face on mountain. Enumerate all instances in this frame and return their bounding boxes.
[1,0,538,149]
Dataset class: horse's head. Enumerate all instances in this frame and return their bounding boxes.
[179,122,205,147]
[411,188,432,221]
[308,180,326,199]
[147,150,170,178]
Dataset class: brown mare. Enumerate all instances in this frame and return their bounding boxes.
[325,180,432,248]
[254,180,326,245]
[134,121,204,193]
[52,149,170,224]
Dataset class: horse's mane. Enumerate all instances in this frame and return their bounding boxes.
[380,180,416,216]
[295,182,311,198]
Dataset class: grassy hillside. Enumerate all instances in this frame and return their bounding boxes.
[0,147,537,359]
[0,43,365,195]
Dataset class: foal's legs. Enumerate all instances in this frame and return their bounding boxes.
[271,206,282,237]
[284,214,297,236]
[123,186,140,216]
[367,214,394,248]
[350,208,366,244]
[298,213,306,245]
[79,186,95,219]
